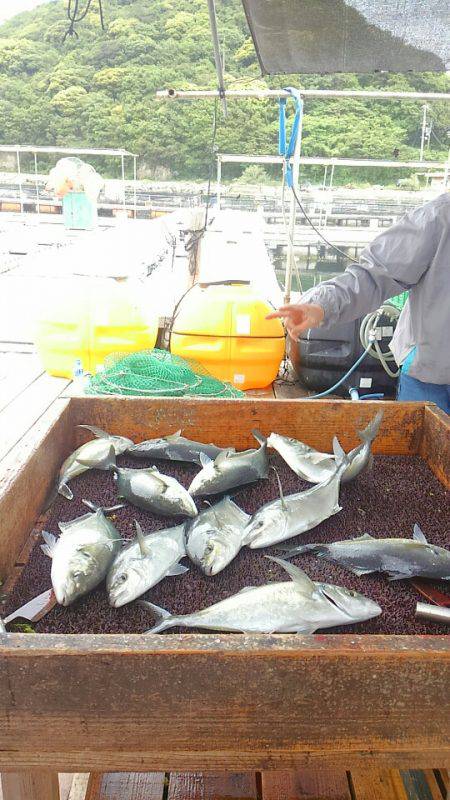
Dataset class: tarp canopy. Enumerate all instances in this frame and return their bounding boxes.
[241,0,450,74]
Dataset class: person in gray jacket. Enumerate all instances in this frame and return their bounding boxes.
[268,192,450,413]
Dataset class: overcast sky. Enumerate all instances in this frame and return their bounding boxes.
[0,0,53,24]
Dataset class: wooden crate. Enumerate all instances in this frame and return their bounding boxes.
[0,398,449,790]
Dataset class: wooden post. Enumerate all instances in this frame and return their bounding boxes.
[1,771,60,800]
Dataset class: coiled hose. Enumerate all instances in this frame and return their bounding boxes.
[308,303,401,398]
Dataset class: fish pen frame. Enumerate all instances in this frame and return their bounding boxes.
[0,397,449,784]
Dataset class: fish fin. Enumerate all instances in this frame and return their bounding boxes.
[165,430,182,442]
[265,556,319,596]
[41,530,57,558]
[237,586,256,594]
[167,562,189,576]
[77,424,110,439]
[357,410,384,443]
[139,600,174,633]
[349,567,375,576]
[332,436,350,474]
[277,543,325,559]
[81,499,124,514]
[252,428,267,447]
[199,452,214,468]
[134,520,151,557]
[77,444,116,471]
[413,524,428,544]
[387,571,411,581]
[295,625,317,634]
[58,482,73,500]
[270,466,287,511]
[354,533,374,541]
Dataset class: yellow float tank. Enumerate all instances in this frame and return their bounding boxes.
[35,276,158,378]
[170,282,285,390]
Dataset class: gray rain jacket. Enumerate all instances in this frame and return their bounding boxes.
[299,193,450,384]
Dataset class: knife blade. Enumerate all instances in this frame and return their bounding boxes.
[3,589,56,626]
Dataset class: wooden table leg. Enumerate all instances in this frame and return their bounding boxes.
[1,771,60,800]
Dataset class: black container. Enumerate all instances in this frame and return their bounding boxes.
[289,313,398,398]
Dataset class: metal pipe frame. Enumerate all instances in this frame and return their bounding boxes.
[157,88,450,102]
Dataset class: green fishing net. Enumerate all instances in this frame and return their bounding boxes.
[86,349,244,398]
[389,291,408,310]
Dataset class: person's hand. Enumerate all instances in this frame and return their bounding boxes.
[266,303,325,338]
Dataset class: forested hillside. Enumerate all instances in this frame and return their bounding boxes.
[0,0,448,182]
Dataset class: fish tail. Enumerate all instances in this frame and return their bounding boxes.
[332,436,350,472]
[139,600,175,634]
[41,530,57,558]
[357,410,384,444]
[277,543,324,559]
[58,482,73,501]
[77,424,110,439]
[251,428,267,447]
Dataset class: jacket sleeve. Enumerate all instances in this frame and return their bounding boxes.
[299,201,440,328]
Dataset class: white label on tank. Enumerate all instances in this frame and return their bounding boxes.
[375,327,383,340]
[359,377,373,388]
[382,326,394,337]
[234,374,245,384]
[236,314,251,335]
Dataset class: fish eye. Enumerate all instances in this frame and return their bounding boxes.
[204,543,214,555]
[119,573,127,583]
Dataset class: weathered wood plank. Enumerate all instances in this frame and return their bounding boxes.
[350,770,408,800]
[420,405,450,490]
[0,371,69,463]
[71,397,425,455]
[168,771,257,799]
[261,768,351,799]
[0,635,448,772]
[0,353,43,415]
[1,771,60,800]
[0,397,72,580]
[85,772,165,799]
[66,774,90,800]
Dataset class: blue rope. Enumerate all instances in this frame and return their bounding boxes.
[279,88,303,188]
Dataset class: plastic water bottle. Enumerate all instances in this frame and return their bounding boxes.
[72,358,84,393]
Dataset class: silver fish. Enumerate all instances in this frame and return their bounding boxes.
[280,525,450,581]
[107,520,188,607]
[40,501,123,606]
[244,438,349,549]
[184,496,250,575]
[110,458,198,518]
[127,429,225,465]
[55,425,133,500]
[141,556,381,634]
[188,430,269,497]
[267,411,383,484]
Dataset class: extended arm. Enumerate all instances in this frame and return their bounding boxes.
[268,201,439,336]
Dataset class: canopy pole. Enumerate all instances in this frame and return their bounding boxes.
[133,155,137,218]
[34,151,40,216]
[284,98,304,305]
[121,154,126,212]
[157,88,450,102]
[206,0,227,117]
[216,156,222,210]
[16,149,23,215]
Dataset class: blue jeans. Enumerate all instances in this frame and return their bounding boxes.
[398,372,450,414]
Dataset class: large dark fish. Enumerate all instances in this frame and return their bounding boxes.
[243,438,349,549]
[127,430,225,465]
[40,500,124,606]
[184,496,250,575]
[188,430,269,497]
[267,411,384,484]
[280,525,450,581]
[54,425,133,501]
[141,557,381,634]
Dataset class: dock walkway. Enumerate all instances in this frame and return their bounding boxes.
[0,352,447,800]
